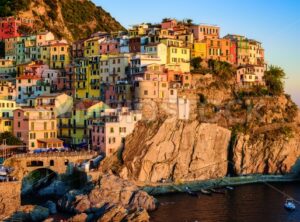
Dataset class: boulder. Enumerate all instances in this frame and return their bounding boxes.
[68,213,88,222]
[44,201,57,215]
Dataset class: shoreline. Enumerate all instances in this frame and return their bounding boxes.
[142,174,300,196]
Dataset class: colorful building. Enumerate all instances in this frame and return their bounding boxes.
[236,65,265,86]
[99,39,120,55]
[83,37,102,57]
[58,100,109,147]
[0,16,33,40]
[161,19,178,30]
[40,40,71,69]
[0,59,16,75]
[0,100,18,133]
[192,41,207,59]
[190,24,220,41]
[0,79,16,100]
[35,93,73,117]
[90,107,142,155]
[13,108,60,151]
[16,73,50,106]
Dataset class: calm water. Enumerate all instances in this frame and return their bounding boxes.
[150,182,300,222]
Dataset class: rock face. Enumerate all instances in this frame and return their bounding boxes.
[0,182,21,221]
[233,129,300,175]
[121,118,232,183]
[58,174,156,221]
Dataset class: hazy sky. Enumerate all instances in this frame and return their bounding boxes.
[94,0,300,106]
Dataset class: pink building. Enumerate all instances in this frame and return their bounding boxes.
[90,107,142,156]
[23,61,49,78]
[161,19,177,29]
[99,39,120,54]
[190,24,220,41]
[100,83,117,108]
[13,108,62,151]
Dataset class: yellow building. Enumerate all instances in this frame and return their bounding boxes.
[74,54,130,99]
[40,40,71,69]
[49,42,71,69]
[0,100,18,133]
[161,39,190,73]
[58,100,109,146]
[84,37,101,57]
[192,42,207,59]
[129,23,149,37]
[74,56,101,99]
[146,39,190,72]
[0,59,16,75]
[0,80,16,100]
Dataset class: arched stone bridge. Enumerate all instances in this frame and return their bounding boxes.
[3,151,97,181]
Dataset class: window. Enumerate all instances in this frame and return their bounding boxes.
[144,90,148,95]
[31,142,35,148]
[110,127,114,133]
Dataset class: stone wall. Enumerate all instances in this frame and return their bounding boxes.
[0,182,21,220]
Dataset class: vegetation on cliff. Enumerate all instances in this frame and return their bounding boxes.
[0,0,125,41]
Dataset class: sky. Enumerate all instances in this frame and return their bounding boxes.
[94,0,300,106]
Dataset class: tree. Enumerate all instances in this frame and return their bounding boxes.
[186,19,193,25]
[0,132,23,145]
[264,66,286,95]
[190,57,202,70]
[208,59,234,81]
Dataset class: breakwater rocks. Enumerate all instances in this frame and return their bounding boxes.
[58,173,157,222]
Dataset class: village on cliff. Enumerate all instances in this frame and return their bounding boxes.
[0,16,267,156]
[1,10,300,222]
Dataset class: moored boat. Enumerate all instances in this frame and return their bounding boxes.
[284,199,296,211]
[185,187,198,197]
[200,188,212,195]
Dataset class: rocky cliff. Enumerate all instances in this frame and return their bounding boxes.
[101,118,232,183]
[0,0,124,41]
[101,71,300,183]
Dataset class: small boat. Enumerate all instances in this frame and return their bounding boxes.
[200,188,212,195]
[185,187,198,197]
[284,199,296,211]
[210,188,226,194]
[226,186,234,190]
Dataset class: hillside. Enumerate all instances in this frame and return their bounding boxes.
[0,0,125,41]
